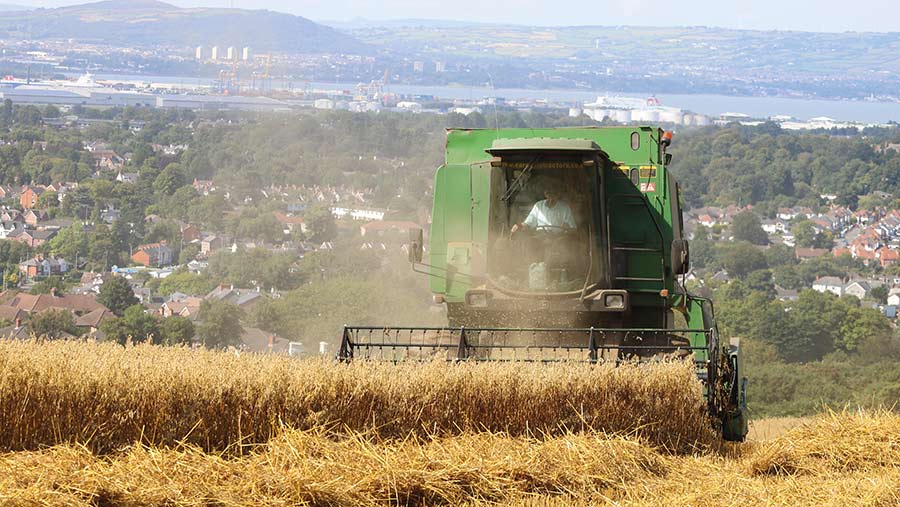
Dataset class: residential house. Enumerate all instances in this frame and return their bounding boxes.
[843,280,870,300]
[810,216,835,232]
[186,259,207,273]
[90,150,124,171]
[101,207,121,223]
[812,276,844,297]
[75,307,113,337]
[877,212,900,239]
[10,228,57,248]
[158,296,203,320]
[200,235,223,256]
[132,242,174,267]
[205,284,262,310]
[696,214,716,228]
[880,247,900,268]
[826,207,853,230]
[20,185,45,209]
[115,171,139,184]
[359,220,421,237]
[795,247,829,261]
[888,288,900,307]
[777,207,802,221]
[330,206,386,221]
[23,209,48,227]
[0,292,109,317]
[18,255,69,278]
[856,247,879,266]
[151,143,187,155]
[0,209,22,223]
[53,182,75,203]
[853,209,877,224]
[272,212,307,234]
[0,221,23,239]
[192,178,215,195]
[760,219,788,235]
[0,305,26,326]
[883,305,898,319]
[774,285,799,302]
[240,327,289,354]
[832,246,852,258]
[711,270,730,282]
[180,223,200,243]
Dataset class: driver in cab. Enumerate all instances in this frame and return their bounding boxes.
[511,185,576,235]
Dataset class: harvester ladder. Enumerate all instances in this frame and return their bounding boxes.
[607,194,667,286]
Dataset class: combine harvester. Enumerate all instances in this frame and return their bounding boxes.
[339,126,748,441]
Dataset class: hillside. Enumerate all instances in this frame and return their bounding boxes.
[0,0,369,54]
[354,22,900,72]
[352,22,900,97]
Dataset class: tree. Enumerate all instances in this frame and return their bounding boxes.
[157,270,215,297]
[786,290,846,362]
[197,300,243,349]
[178,243,201,264]
[870,285,889,304]
[97,275,139,316]
[153,163,186,196]
[720,242,768,279]
[100,304,160,345]
[48,223,89,263]
[29,277,66,295]
[838,306,892,353]
[792,220,817,248]
[159,316,195,346]
[791,220,832,249]
[731,211,769,245]
[745,269,776,298]
[36,190,59,209]
[764,244,796,268]
[29,309,78,339]
[304,205,337,244]
[88,224,114,271]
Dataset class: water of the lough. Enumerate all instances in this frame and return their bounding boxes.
[87,73,900,124]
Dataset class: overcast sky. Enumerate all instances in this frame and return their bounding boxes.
[14,0,900,32]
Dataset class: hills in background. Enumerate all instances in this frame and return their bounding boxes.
[0,0,897,99]
[353,22,900,74]
[0,0,369,54]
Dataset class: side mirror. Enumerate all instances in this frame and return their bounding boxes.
[408,227,423,264]
[671,239,689,275]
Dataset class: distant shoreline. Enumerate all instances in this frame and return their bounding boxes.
[79,71,900,124]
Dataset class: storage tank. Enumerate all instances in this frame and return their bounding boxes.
[659,110,684,125]
[612,109,632,123]
[632,109,660,122]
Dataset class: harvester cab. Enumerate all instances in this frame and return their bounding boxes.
[341,126,748,442]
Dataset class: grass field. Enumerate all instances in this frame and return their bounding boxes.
[1,340,897,506]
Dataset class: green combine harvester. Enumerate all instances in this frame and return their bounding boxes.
[339,126,748,441]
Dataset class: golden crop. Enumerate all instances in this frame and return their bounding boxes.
[2,340,897,507]
[0,339,715,453]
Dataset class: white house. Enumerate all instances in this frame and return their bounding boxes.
[330,206,386,221]
[843,280,870,300]
[888,288,900,306]
[812,276,843,297]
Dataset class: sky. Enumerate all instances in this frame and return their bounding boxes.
[11,0,900,32]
